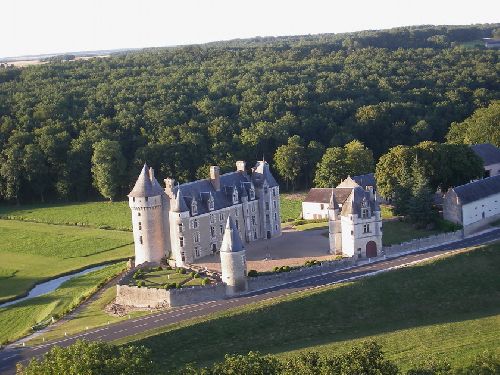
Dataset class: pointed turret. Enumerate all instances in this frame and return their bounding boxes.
[220,217,248,296]
[171,188,189,213]
[129,164,155,198]
[329,189,339,210]
[220,217,245,253]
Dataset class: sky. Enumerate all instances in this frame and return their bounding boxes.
[2,0,499,58]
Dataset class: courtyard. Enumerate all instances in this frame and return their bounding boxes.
[193,227,334,272]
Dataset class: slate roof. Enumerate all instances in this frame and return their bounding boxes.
[252,161,279,188]
[341,186,379,216]
[128,164,165,198]
[470,143,500,166]
[352,173,376,189]
[220,217,245,253]
[304,188,353,205]
[452,175,500,205]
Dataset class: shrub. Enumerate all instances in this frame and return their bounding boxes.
[248,269,258,277]
[175,282,182,289]
[189,271,196,278]
[194,273,200,278]
[136,280,145,288]
[201,278,210,286]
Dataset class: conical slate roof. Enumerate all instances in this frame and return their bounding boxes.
[329,189,339,210]
[129,164,162,198]
[220,217,245,253]
[171,188,189,212]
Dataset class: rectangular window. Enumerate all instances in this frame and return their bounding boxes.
[363,224,370,233]
[133,197,136,202]
[179,237,184,247]
[235,209,239,217]
[220,225,224,235]
[361,208,369,219]
[264,187,268,194]
[265,202,269,211]
[181,251,185,261]
[210,214,215,224]
[219,213,224,221]
[210,226,215,237]
[252,215,256,225]
[266,214,270,225]
[139,236,143,244]
[251,205,256,213]
[235,219,239,230]
[178,223,183,233]
[273,188,276,197]
[195,247,200,257]
[138,222,142,230]
[145,197,148,202]
[193,232,200,243]
[274,212,277,221]
[273,200,277,209]
[193,219,198,229]
[137,212,141,217]
[254,231,257,239]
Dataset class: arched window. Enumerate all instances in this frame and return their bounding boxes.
[191,200,198,216]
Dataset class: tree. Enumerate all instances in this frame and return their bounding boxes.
[22,144,49,202]
[16,340,154,375]
[344,139,374,176]
[91,140,127,201]
[274,135,306,191]
[314,147,347,187]
[446,101,500,147]
[407,161,435,225]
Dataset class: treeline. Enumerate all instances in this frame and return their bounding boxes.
[0,24,499,203]
[17,340,500,375]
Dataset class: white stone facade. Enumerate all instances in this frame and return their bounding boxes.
[129,161,281,267]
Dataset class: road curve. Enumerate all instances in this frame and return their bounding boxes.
[1,228,499,374]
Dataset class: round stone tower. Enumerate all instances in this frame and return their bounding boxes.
[220,217,248,296]
[128,164,166,266]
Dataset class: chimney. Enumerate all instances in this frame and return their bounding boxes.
[210,166,221,191]
[164,178,176,198]
[149,167,155,181]
[236,161,246,174]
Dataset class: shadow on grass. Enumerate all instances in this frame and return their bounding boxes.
[134,246,500,372]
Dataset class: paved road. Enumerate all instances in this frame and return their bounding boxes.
[1,228,499,374]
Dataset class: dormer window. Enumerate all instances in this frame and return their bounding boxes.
[208,195,215,211]
[249,188,255,200]
[191,200,198,216]
[232,189,239,204]
[361,208,369,219]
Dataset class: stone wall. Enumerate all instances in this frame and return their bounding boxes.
[116,283,226,308]
[463,213,500,236]
[383,230,463,257]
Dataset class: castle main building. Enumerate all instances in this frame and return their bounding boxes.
[128,160,281,267]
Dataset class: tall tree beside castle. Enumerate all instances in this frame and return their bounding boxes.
[314,140,374,188]
[274,135,306,191]
[91,140,127,201]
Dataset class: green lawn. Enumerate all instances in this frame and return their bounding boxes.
[139,269,191,288]
[0,219,133,303]
[280,193,305,222]
[382,220,442,246]
[0,262,127,345]
[0,201,131,231]
[120,244,500,373]
[27,284,150,346]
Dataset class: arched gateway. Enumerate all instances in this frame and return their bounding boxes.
[366,241,377,258]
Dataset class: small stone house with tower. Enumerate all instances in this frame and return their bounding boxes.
[129,160,281,267]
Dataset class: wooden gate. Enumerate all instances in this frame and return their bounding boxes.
[366,241,377,258]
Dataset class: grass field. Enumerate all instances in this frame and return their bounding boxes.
[382,220,441,246]
[28,284,149,346]
[0,219,133,303]
[119,244,500,373]
[0,201,131,231]
[280,193,305,222]
[0,262,127,345]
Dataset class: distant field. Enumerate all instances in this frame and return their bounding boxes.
[280,193,305,222]
[0,262,126,345]
[123,244,500,373]
[0,201,131,231]
[0,219,133,303]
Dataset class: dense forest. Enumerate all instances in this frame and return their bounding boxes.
[0,24,499,202]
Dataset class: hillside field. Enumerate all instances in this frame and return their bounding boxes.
[0,219,133,303]
[0,262,127,345]
[118,244,500,373]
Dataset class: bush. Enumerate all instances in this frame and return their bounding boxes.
[189,271,196,278]
[201,278,211,286]
[304,260,321,267]
[175,282,182,289]
[136,280,145,288]
[176,268,187,274]
[248,269,258,277]
[164,283,176,290]
[15,339,155,375]
[194,273,200,278]
[132,270,144,280]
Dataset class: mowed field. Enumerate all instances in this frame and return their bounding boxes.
[0,219,133,303]
[121,244,500,373]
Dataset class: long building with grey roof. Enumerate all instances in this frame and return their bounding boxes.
[470,143,500,178]
[443,175,500,235]
[129,160,281,266]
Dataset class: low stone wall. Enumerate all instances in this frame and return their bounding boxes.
[116,283,226,308]
[383,230,463,257]
[247,258,355,291]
